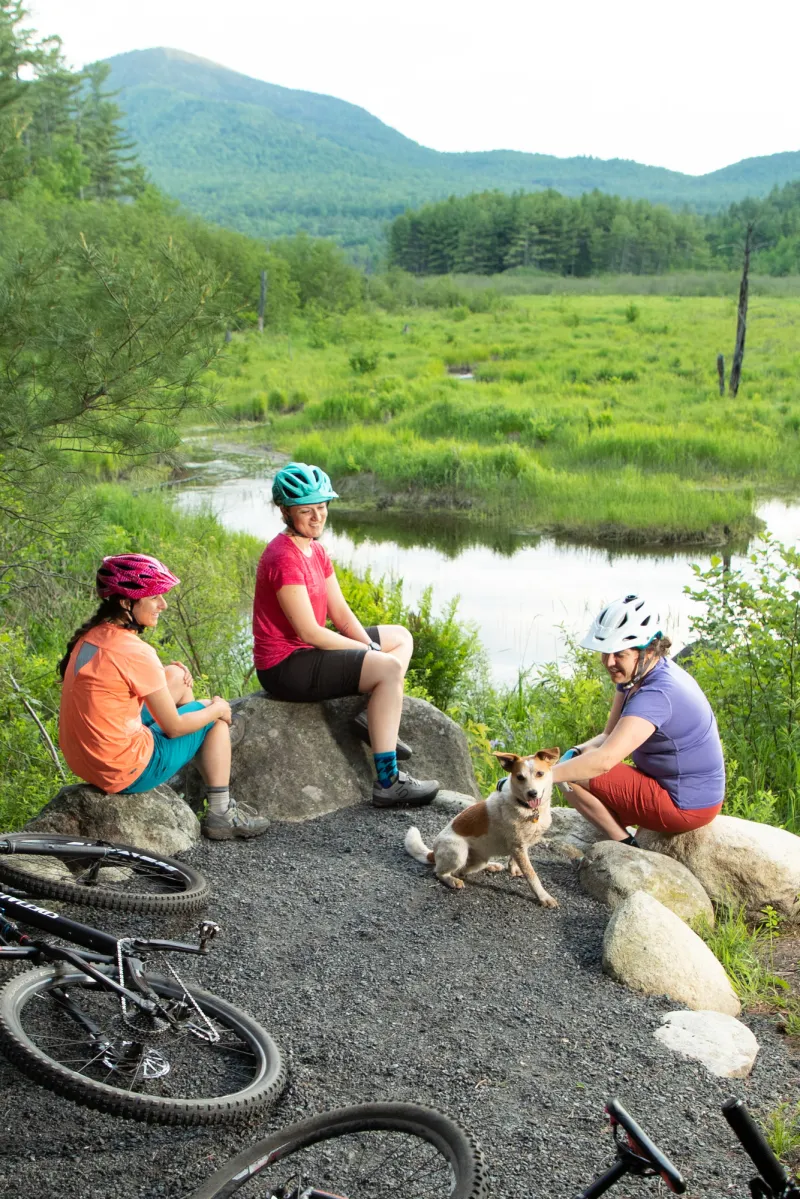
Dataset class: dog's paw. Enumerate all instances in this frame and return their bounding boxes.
[509,861,523,877]
[439,875,465,889]
[484,863,504,874]
[539,894,559,909]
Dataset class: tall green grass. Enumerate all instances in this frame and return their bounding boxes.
[208,294,800,542]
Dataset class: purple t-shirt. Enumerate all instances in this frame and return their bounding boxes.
[619,658,725,811]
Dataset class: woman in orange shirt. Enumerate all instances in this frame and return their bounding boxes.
[58,554,268,842]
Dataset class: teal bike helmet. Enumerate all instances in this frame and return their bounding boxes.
[272,462,339,507]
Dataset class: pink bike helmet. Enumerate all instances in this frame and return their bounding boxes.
[96,554,180,600]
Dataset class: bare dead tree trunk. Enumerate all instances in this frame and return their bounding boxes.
[716,353,725,396]
[257,269,267,334]
[729,223,755,398]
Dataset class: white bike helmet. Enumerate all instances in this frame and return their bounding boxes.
[580,594,663,654]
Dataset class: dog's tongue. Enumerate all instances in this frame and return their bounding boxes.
[527,797,540,810]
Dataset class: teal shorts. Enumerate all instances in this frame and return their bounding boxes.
[121,701,213,794]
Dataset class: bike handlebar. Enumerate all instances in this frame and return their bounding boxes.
[722,1099,793,1197]
[607,1100,686,1194]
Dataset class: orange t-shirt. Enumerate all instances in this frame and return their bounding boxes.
[59,622,167,793]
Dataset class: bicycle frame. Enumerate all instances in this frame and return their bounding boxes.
[0,889,219,1015]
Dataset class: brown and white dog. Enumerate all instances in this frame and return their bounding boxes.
[404,749,560,908]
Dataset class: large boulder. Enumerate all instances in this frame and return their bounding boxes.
[24,782,199,856]
[579,841,714,925]
[638,815,800,922]
[654,1010,759,1078]
[603,890,740,1015]
[185,692,480,822]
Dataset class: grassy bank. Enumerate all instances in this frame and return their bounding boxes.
[208,294,800,544]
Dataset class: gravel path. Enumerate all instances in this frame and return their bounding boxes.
[1,804,798,1198]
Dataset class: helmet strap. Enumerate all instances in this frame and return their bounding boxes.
[119,599,146,635]
[621,643,659,692]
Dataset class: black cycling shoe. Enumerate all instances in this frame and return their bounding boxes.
[351,710,412,760]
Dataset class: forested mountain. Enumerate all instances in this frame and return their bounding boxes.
[106,47,800,263]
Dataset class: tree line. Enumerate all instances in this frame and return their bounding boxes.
[387,185,800,277]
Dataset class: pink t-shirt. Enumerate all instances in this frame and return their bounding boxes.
[253,533,334,670]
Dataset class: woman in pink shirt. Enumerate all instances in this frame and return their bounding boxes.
[253,463,439,809]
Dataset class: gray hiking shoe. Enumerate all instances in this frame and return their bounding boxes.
[352,710,412,761]
[372,771,439,808]
[202,798,270,841]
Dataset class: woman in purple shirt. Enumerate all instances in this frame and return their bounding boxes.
[551,594,724,846]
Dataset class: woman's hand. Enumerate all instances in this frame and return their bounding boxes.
[209,697,232,724]
[169,660,194,688]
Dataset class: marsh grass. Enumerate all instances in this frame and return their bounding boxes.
[210,295,800,542]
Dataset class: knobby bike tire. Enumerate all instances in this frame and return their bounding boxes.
[184,1101,490,1199]
[0,834,210,915]
[0,965,286,1125]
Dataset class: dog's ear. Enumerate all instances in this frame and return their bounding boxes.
[494,752,519,770]
[536,747,560,764]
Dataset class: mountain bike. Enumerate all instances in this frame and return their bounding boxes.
[0,831,209,914]
[181,1095,800,1199]
[0,884,285,1124]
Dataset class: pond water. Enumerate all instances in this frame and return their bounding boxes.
[174,461,800,687]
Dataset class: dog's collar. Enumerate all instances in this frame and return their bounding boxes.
[497,776,509,792]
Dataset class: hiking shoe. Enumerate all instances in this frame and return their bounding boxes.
[372,772,439,808]
[352,710,412,760]
[202,798,270,840]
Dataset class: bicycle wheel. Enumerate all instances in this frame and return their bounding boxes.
[185,1102,489,1199]
[0,964,286,1125]
[0,834,209,915]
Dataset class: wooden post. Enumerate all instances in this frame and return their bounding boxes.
[729,223,755,398]
[716,353,725,396]
[257,269,267,334]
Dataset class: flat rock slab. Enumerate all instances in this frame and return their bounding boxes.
[639,815,800,922]
[603,890,740,1015]
[579,841,714,925]
[24,782,198,856]
[654,1011,760,1078]
[185,692,480,821]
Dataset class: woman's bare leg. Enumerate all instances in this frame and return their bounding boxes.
[358,651,404,754]
[374,625,413,675]
[195,719,231,788]
[562,781,630,840]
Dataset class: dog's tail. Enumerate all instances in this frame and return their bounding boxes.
[404,826,435,865]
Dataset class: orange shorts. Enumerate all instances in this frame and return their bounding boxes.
[586,763,722,834]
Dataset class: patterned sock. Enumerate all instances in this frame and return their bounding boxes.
[373,751,398,789]
[206,785,230,815]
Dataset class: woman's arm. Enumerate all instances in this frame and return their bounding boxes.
[276,584,369,651]
[144,688,231,738]
[324,574,372,644]
[565,689,626,756]
[551,713,655,785]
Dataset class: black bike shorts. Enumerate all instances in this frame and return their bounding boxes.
[256,626,380,703]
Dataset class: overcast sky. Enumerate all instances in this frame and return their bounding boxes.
[26,0,800,176]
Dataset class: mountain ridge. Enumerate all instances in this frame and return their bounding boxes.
[106,48,800,258]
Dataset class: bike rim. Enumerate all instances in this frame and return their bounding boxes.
[18,971,269,1102]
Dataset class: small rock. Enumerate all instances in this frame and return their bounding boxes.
[654,1010,759,1078]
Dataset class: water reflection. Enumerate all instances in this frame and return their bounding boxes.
[174,474,800,688]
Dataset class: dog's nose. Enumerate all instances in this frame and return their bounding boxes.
[526,789,538,799]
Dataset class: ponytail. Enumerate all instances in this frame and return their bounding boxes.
[58,597,131,681]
